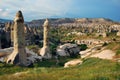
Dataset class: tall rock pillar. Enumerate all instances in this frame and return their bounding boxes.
[6,11,28,66]
[39,19,52,59]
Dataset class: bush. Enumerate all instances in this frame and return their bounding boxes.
[102,42,108,46]
[78,44,87,51]
[116,50,120,55]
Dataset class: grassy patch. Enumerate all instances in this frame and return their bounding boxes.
[0,58,119,80]
[106,42,120,51]
[0,63,29,75]
[116,50,120,55]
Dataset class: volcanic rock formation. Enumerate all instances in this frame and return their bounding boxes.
[39,19,52,59]
[6,11,28,66]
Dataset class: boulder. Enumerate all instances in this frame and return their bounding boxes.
[57,43,80,57]
[26,48,42,63]
[64,59,83,68]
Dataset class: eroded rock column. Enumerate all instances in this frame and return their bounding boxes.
[39,19,52,59]
[6,11,28,66]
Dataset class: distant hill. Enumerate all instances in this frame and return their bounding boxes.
[0,18,12,23]
[27,18,118,27]
[75,18,114,23]
[30,18,114,23]
[0,18,119,27]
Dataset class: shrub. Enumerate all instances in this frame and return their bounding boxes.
[102,42,108,46]
[78,44,88,51]
[116,50,120,55]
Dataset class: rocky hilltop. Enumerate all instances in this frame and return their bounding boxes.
[27,18,119,27]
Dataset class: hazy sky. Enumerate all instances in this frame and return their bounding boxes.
[0,0,120,21]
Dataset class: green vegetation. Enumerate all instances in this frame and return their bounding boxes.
[0,58,119,80]
[0,63,29,75]
[107,32,117,38]
[106,42,120,52]
[78,44,88,51]
[116,50,120,56]
[105,42,120,57]
[27,45,39,53]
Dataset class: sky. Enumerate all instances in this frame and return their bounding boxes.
[0,0,120,21]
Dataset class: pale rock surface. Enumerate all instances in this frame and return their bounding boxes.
[6,11,28,66]
[79,45,103,58]
[64,59,83,68]
[57,43,80,56]
[39,19,52,59]
[0,47,42,63]
[117,31,120,36]
[90,50,115,60]
[0,47,13,62]
[26,48,42,63]
[79,49,91,58]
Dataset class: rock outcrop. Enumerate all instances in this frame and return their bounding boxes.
[79,45,102,58]
[0,47,42,63]
[57,43,80,57]
[90,49,115,60]
[6,11,29,66]
[39,19,52,59]
[64,59,83,68]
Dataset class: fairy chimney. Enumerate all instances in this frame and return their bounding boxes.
[10,22,14,46]
[0,34,1,49]
[39,19,52,59]
[5,22,12,47]
[6,11,28,66]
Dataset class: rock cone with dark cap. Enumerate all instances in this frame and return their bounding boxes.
[39,19,52,59]
[6,11,28,66]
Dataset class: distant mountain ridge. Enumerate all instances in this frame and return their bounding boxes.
[30,18,114,23]
[0,18,117,23]
[0,18,119,27]
[26,18,119,27]
[0,18,12,23]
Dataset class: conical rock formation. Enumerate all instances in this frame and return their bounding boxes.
[39,19,52,59]
[6,11,29,66]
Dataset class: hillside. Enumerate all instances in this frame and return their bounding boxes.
[0,58,119,80]
[0,17,120,80]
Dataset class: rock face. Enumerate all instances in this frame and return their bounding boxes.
[96,33,107,38]
[79,45,102,58]
[75,39,104,47]
[39,19,52,59]
[0,47,42,63]
[57,43,80,57]
[26,48,42,63]
[6,11,28,66]
[5,22,11,45]
[10,23,14,46]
